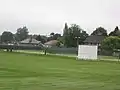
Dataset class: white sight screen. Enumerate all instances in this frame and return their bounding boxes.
[78,45,98,60]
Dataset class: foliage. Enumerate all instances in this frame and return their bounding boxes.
[53,33,61,40]
[57,36,64,44]
[50,32,55,36]
[109,26,120,36]
[63,23,88,47]
[1,31,14,43]
[63,23,70,46]
[47,33,61,41]
[56,41,61,47]
[36,35,46,44]
[101,36,120,51]
[91,27,107,36]
[79,30,88,44]
[15,26,29,41]
[63,23,69,36]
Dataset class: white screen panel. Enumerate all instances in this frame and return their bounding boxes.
[78,45,98,60]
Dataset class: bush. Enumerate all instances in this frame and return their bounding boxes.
[101,36,120,52]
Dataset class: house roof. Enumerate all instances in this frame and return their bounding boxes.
[84,35,106,44]
[20,38,41,44]
[44,40,58,46]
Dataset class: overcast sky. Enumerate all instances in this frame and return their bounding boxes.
[0,0,120,35]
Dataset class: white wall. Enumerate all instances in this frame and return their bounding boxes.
[78,45,98,60]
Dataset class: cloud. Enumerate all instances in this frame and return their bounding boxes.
[0,0,120,35]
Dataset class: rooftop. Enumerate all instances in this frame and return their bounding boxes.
[20,38,41,44]
[84,35,106,44]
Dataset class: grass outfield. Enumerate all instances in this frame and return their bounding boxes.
[0,52,120,90]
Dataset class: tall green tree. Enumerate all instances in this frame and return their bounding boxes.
[91,27,107,36]
[63,23,70,47]
[1,31,14,43]
[63,23,69,36]
[68,24,82,47]
[109,26,120,36]
[63,23,88,47]
[15,26,29,41]
[69,24,88,47]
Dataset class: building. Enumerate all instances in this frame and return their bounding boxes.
[20,38,43,46]
[84,35,106,46]
[84,35,107,55]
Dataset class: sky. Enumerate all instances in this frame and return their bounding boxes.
[0,0,120,35]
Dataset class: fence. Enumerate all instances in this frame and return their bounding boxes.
[46,47,119,61]
[47,47,77,54]
[0,44,43,51]
[47,47,114,55]
[0,44,119,61]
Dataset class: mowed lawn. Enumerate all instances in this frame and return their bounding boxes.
[0,52,120,90]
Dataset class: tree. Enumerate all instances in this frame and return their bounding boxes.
[57,36,64,44]
[63,23,71,47]
[1,31,14,43]
[109,26,120,36]
[91,27,107,36]
[36,35,42,41]
[36,35,46,44]
[50,32,55,36]
[15,26,29,41]
[63,24,88,47]
[80,31,89,44]
[47,33,61,41]
[68,24,82,47]
[53,33,61,40]
[63,23,69,36]
[101,36,120,52]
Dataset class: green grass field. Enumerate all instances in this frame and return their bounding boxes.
[0,52,120,90]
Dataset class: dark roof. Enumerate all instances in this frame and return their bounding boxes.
[84,35,106,43]
[20,38,41,44]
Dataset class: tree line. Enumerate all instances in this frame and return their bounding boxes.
[0,23,120,51]
[63,23,120,51]
[0,26,61,44]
